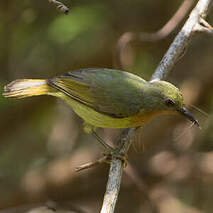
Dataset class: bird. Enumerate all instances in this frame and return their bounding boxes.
[3,68,199,151]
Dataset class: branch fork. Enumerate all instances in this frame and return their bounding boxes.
[194,17,213,34]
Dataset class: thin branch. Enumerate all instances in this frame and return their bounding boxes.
[101,0,213,213]
[151,0,213,80]
[48,0,69,14]
[100,128,136,213]
[194,23,213,35]
[75,156,109,172]
[115,0,195,69]
[200,17,213,28]
[194,18,213,35]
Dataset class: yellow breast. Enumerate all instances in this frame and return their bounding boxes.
[69,99,167,129]
[54,92,169,129]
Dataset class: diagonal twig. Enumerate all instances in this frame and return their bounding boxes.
[194,23,213,34]
[75,156,109,172]
[100,128,136,213]
[48,0,69,14]
[194,17,213,35]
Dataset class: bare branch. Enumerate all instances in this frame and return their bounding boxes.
[194,23,213,35]
[100,128,136,213]
[151,0,213,80]
[75,156,109,172]
[101,0,213,212]
[194,17,213,35]
[115,0,195,69]
[200,17,213,28]
[48,0,69,14]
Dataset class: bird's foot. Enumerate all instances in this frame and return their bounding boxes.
[91,130,128,167]
[103,149,128,167]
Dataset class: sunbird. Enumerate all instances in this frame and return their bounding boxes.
[3,68,199,151]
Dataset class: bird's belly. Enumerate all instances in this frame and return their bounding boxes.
[68,99,162,128]
[73,103,135,128]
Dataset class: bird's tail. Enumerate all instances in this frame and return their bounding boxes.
[3,79,52,98]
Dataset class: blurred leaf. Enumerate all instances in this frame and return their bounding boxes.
[48,6,104,44]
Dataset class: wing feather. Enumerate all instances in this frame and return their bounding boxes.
[50,68,147,117]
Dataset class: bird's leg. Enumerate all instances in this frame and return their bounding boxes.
[91,131,115,152]
[91,131,128,166]
[83,123,127,166]
[83,123,114,151]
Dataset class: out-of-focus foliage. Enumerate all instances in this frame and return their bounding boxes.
[0,0,213,212]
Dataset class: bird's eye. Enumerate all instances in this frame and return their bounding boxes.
[165,99,175,107]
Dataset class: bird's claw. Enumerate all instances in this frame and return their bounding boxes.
[103,150,128,167]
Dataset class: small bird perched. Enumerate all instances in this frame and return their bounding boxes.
[3,68,199,151]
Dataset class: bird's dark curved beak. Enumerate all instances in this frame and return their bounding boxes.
[178,107,200,127]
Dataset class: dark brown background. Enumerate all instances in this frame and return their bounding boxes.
[0,0,213,212]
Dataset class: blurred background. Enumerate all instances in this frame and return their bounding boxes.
[0,0,213,212]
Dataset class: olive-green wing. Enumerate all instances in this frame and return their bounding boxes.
[49,68,147,117]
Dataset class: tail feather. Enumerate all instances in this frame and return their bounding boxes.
[3,79,51,98]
